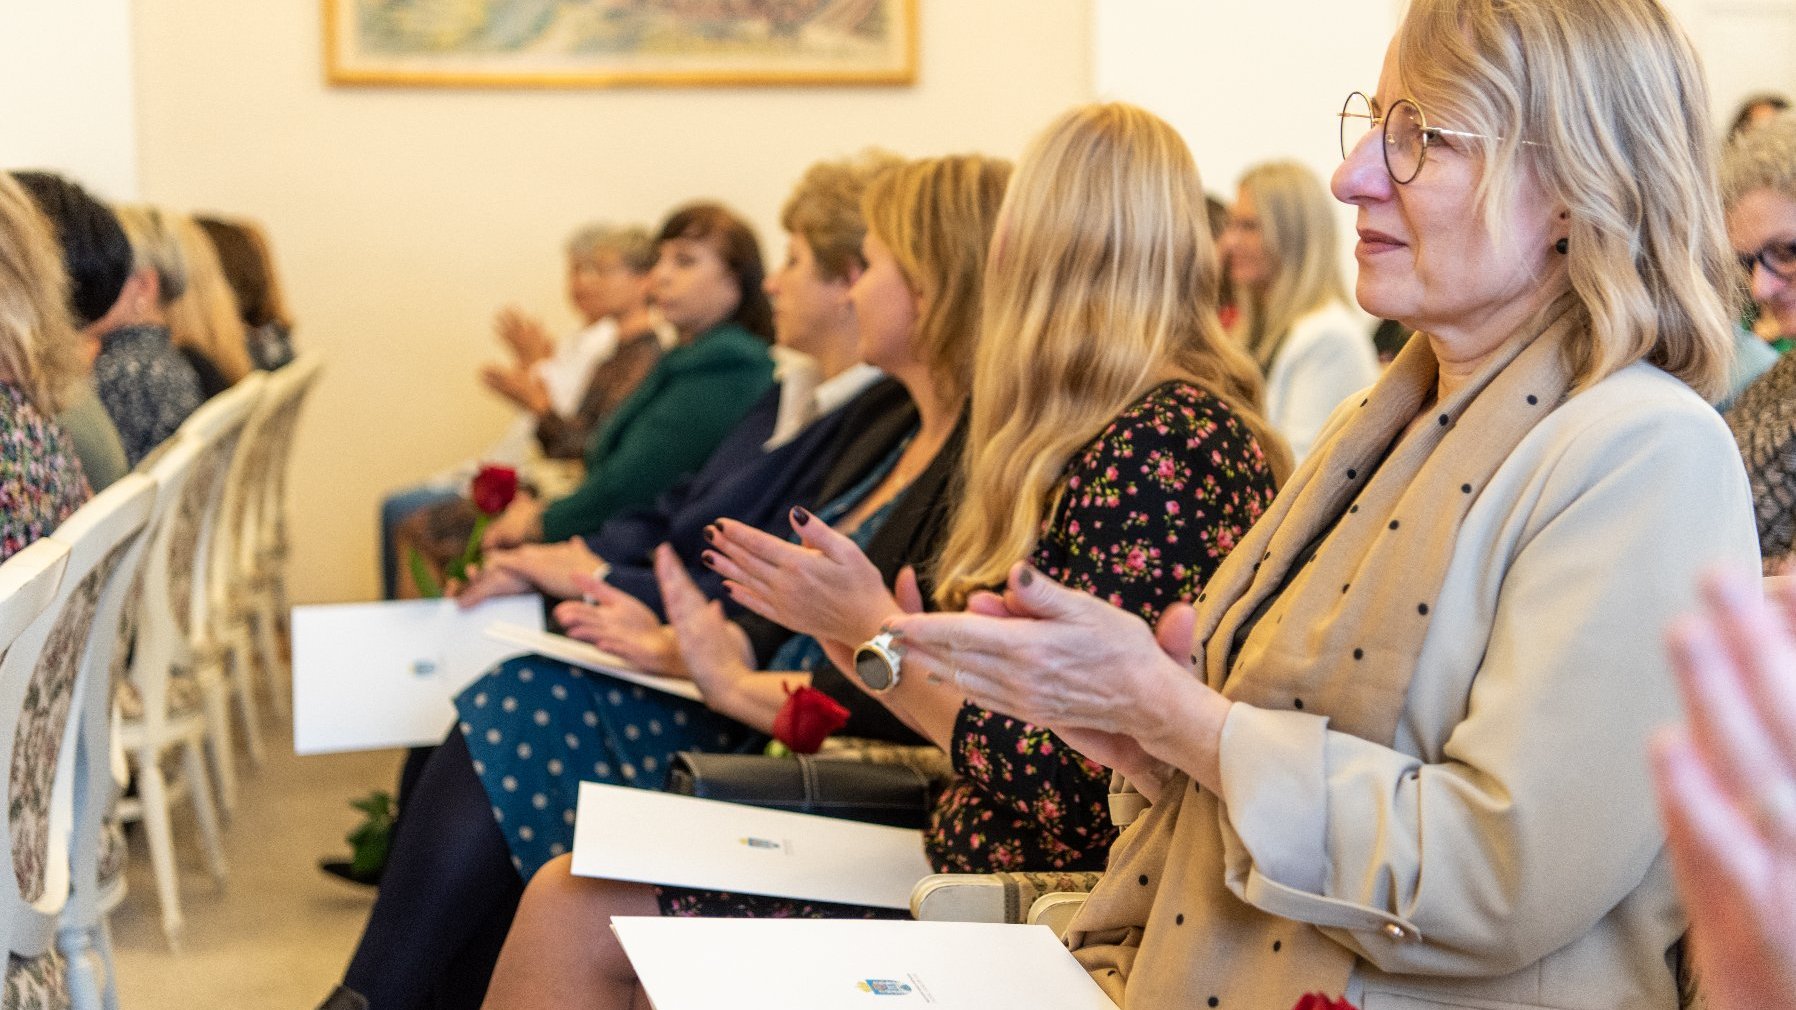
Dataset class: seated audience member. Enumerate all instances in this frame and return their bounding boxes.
[1724,115,1796,569]
[1221,160,1380,462]
[0,173,92,556]
[875,3,1756,1006]
[376,224,661,598]
[11,171,133,491]
[1653,570,1796,1010]
[388,226,666,595]
[480,203,777,550]
[100,206,205,466]
[196,214,296,370]
[1732,91,1792,140]
[315,154,1008,1010]
[166,212,254,396]
[479,103,1286,1010]
[456,153,906,616]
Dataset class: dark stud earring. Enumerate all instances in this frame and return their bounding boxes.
[1554,237,1569,255]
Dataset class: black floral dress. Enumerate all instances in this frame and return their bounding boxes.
[660,381,1278,917]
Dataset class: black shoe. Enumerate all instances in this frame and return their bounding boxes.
[318,857,382,888]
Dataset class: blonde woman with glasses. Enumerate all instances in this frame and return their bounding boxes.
[1222,160,1380,461]
[889,0,1758,1007]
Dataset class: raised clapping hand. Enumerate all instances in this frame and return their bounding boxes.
[654,544,757,707]
[704,510,897,650]
[494,306,554,366]
[885,563,1227,798]
[1652,569,1796,1010]
[552,573,685,677]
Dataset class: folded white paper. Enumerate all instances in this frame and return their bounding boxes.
[613,917,1120,1010]
[484,623,702,702]
[291,596,544,755]
[572,782,934,909]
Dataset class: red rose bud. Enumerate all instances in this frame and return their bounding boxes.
[471,465,519,516]
[771,684,850,755]
[1292,995,1358,1010]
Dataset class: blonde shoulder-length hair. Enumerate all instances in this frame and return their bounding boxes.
[1231,160,1350,371]
[860,155,1012,406]
[934,103,1289,610]
[1398,0,1735,399]
[166,213,254,383]
[0,175,84,415]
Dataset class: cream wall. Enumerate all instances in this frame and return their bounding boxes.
[133,0,1095,604]
[0,0,138,199]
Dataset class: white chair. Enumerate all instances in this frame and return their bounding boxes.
[51,476,158,1010]
[117,435,230,949]
[234,354,323,716]
[167,374,267,815]
[0,531,72,999]
[218,355,322,724]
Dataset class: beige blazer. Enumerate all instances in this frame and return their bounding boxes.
[1195,362,1757,1009]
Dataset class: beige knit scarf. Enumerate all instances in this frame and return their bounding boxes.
[1068,299,1580,1008]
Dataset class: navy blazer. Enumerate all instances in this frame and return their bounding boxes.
[583,377,917,615]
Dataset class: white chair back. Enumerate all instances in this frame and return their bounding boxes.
[127,437,208,738]
[170,374,266,661]
[52,476,157,1010]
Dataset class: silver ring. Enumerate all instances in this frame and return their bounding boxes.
[1750,778,1796,843]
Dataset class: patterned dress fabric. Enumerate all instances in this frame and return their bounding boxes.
[1726,349,1796,569]
[91,324,204,467]
[659,381,1279,917]
[0,384,88,562]
[457,438,911,878]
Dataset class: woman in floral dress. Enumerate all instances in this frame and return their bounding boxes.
[479,102,1290,1010]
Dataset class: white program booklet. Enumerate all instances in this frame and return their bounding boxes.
[612,917,1120,1010]
[291,596,544,755]
[484,623,702,702]
[571,782,934,910]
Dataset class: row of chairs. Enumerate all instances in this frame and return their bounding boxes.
[0,354,321,1008]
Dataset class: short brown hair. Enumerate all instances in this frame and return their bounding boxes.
[780,150,901,282]
[656,203,774,342]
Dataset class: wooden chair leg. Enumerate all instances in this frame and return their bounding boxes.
[133,752,185,952]
[181,737,229,886]
[198,671,239,818]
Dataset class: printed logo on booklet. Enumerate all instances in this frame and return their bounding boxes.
[857,979,915,996]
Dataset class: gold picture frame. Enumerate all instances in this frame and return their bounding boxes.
[325,0,918,89]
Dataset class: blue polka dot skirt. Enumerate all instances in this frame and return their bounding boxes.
[455,654,765,879]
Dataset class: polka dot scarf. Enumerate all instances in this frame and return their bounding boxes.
[1068,297,1581,1008]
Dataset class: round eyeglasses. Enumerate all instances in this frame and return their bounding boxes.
[1339,91,1433,184]
[1741,240,1796,282]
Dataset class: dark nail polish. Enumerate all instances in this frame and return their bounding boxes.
[1018,567,1034,587]
[702,551,718,568]
[703,526,717,544]
[791,506,812,526]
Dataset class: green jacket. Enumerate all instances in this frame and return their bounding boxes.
[540,322,773,542]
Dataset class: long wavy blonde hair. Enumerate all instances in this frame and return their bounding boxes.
[0,175,83,414]
[167,213,254,383]
[934,103,1288,610]
[1398,0,1735,399]
[1229,161,1350,371]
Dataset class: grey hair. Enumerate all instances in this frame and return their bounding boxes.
[565,223,656,274]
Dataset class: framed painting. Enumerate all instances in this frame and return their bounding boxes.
[325,0,918,88]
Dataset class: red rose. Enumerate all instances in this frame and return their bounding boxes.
[771,684,850,755]
[470,465,519,516]
[1291,995,1357,1010]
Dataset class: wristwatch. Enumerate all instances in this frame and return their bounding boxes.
[853,630,904,694]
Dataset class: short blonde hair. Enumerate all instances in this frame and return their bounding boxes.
[167,213,254,383]
[0,175,84,414]
[115,205,188,306]
[1398,0,1736,400]
[781,150,902,282]
[1231,161,1350,371]
[860,155,1012,405]
[1722,112,1796,210]
[935,104,1287,609]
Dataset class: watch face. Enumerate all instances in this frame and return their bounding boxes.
[855,644,896,691]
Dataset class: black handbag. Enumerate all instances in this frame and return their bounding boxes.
[664,751,934,830]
